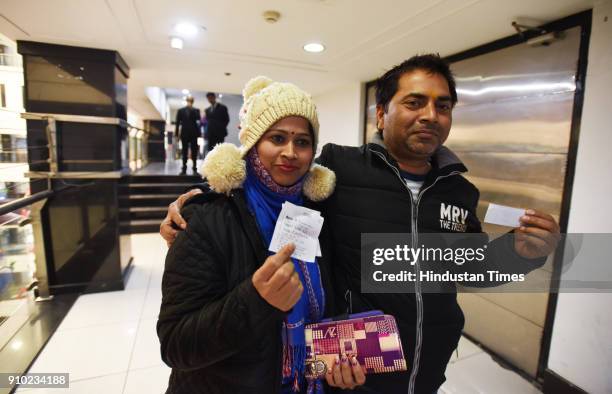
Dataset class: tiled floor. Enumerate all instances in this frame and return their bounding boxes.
[16,233,542,393]
[16,234,170,394]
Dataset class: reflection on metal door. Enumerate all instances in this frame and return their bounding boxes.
[447,26,581,377]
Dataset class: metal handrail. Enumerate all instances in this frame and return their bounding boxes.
[21,112,129,128]
[0,112,148,179]
[128,124,149,133]
[25,170,125,179]
[0,189,53,216]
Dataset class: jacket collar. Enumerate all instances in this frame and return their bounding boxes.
[368,131,467,176]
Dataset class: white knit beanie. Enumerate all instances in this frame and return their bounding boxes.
[238,76,319,154]
[201,76,335,202]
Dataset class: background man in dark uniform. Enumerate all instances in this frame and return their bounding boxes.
[175,96,201,175]
[204,92,230,153]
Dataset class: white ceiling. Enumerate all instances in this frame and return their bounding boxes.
[0,0,594,119]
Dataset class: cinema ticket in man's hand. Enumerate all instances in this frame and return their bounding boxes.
[269,202,324,262]
[484,203,525,227]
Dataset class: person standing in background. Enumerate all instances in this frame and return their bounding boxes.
[204,92,230,153]
[175,96,201,175]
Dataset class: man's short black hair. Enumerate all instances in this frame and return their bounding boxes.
[206,92,216,98]
[375,54,457,111]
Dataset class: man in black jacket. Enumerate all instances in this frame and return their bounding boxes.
[204,92,230,153]
[175,96,201,175]
[161,55,560,393]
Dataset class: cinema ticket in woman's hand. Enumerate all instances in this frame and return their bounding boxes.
[269,202,323,261]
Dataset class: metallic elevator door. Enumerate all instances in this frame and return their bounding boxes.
[447,26,581,376]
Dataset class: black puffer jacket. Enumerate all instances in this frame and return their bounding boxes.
[316,138,545,394]
[157,190,334,394]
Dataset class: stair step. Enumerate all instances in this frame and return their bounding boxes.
[118,184,189,196]
[123,207,168,212]
[121,194,178,199]
[122,219,163,226]
[119,194,178,208]
[123,183,195,188]
[122,175,201,184]
[119,206,168,221]
[119,219,163,235]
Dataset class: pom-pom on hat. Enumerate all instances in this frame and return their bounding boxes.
[201,76,334,201]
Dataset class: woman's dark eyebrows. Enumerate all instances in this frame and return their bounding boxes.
[267,128,311,137]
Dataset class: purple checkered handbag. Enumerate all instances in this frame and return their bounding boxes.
[304,311,407,379]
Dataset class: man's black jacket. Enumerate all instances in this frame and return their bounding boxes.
[205,103,230,139]
[175,106,201,140]
[316,139,545,394]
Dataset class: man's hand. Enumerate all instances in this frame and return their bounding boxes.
[160,189,203,247]
[514,209,561,259]
[325,354,366,390]
[252,244,303,312]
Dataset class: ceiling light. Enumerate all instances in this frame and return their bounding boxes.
[174,22,199,37]
[219,94,223,98]
[263,10,281,23]
[182,89,190,95]
[170,37,184,49]
[303,42,325,53]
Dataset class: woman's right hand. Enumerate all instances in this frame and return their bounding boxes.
[252,244,303,312]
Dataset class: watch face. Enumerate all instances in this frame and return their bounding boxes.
[305,359,327,379]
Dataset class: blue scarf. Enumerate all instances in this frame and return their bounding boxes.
[243,149,325,393]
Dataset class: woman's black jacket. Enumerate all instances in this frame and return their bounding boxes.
[157,189,334,394]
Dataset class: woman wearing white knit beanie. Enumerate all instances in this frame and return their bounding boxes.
[158,77,365,393]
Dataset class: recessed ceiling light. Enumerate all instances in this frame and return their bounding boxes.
[174,22,199,37]
[170,37,184,49]
[303,42,325,53]
[182,89,190,95]
[263,10,281,23]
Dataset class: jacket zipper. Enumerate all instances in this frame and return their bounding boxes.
[370,149,460,394]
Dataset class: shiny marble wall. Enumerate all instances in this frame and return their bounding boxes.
[43,179,124,294]
[16,42,132,294]
[18,41,130,173]
[18,41,129,119]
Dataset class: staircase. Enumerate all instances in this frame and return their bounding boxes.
[119,175,201,234]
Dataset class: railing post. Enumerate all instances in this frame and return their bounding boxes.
[30,198,53,301]
[44,117,58,174]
